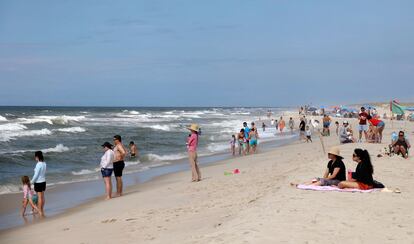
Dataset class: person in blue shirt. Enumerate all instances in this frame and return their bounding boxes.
[31,151,47,216]
[243,122,251,154]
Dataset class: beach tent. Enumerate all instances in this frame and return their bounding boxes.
[307,107,318,112]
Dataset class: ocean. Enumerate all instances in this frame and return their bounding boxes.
[0,106,294,195]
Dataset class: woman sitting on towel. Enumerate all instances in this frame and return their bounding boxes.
[338,149,374,190]
[311,147,346,186]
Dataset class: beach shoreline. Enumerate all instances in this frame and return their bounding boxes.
[0,126,299,231]
[1,110,413,243]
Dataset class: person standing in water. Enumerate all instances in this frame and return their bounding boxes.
[113,135,127,196]
[262,122,266,132]
[249,127,259,154]
[288,117,295,134]
[129,141,138,158]
[279,117,286,134]
[243,122,251,154]
[31,151,46,216]
[187,124,201,182]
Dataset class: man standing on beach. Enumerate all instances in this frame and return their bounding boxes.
[243,122,251,153]
[358,107,369,142]
[113,135,126,196]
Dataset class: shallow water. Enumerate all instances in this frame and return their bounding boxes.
[0,106,293,194]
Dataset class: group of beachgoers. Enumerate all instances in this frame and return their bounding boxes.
[230,122,260,156]
[301,147,381,190]
[20,135,140,216]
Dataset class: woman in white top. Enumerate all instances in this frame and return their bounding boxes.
[100,142,114,200]
[31,151,47,216]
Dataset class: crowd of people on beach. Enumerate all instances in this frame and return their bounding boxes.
[18,105,411,220]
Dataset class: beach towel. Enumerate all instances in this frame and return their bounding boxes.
[296,184,380,193]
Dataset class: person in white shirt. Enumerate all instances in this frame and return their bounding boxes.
[31,151,47,216]
[100,142,114,200]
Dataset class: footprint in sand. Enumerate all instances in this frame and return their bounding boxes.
[101,218,117,223]
[125,218,137,222]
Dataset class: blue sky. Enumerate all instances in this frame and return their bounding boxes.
[0,0,413,106]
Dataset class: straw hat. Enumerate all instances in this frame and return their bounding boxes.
[187,123,199,132]
[328,147,343,159]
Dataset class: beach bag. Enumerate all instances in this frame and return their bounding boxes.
[373,180,385,189]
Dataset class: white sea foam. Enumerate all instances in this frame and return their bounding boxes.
[0,115,7,121]
[54,127,86,133]
[124,160,142,167]
[0,184,21,195]
[129,110,140,115]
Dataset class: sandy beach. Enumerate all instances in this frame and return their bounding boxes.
[1,111,414,244]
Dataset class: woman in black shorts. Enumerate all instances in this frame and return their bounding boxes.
[31,151,47,216]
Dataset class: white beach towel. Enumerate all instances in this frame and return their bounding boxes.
[296,184,380,193]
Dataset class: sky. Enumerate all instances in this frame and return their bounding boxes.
[0,0,413,107]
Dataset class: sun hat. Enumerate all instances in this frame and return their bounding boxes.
[343,120,349,124]
[328,147,343,159]
[187,124,199,132]
[102,142,113,149]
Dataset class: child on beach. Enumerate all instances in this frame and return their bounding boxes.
[21,176,40,216]
[305,126,312,143]
[230,135,236,156]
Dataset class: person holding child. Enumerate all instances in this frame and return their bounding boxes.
[21,176,40,216]
[338,149,374,190]
[311,147,346,186]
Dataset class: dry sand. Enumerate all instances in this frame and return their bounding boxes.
[1,108,414,244]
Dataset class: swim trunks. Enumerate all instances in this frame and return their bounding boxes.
[113,161,125,177]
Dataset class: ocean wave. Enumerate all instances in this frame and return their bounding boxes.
[43,144,71,153]
[71,168,99,176]
[0,115,7,121]
[18,115,86,125]
[143,153,187,162]
[0,123,27,131]
[139,124,177,132]
[54,127,86,133]
[0,144,71,155]
[0,128,52,142]
[206,143,229,152]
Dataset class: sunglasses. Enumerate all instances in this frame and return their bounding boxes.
[399,134,404,137]
[352,154,357,157]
